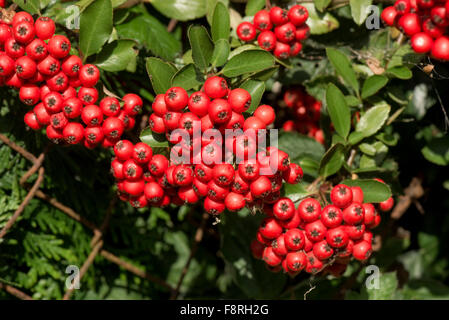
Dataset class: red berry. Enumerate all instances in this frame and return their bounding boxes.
[15,56,36,79]
[263,246,282,266]
[46,125,64,142]
[313,240,334,260]
[204,76,228,99]
[12,21,35,44]
[282,163,303,184]
[279,210,302,229]
[43,91,64,114]
[228,88,251,113]
[38,55,60,76]
[398,13,421,36]
[259,217,283,239]
[271,234,288,256]
[342,202,365,225]
[47,72,69,92]
[62,97,83,119]
[0,23,11,43]
[352,240,372,261]
[305,252,324,274]
[50,112,68,130]
[62,55,82,78]
[148,113,166,133]
[330,184,353,208]
[237,22,257,41]
[165,87,189,111]
[103,117,125,140]
[123,93,143,116]
[284,228,305,251]
[253,10,272,31]
[100,97,121,117]
[225,192,245,211]
[379,196,394,212]
[12,12,34,25]
[133,142,153,164]
[84,126,104,145]
[269,6,289,25]
[320,205,343,228]
[213,163,235,186]
[81,104,103,126]
[19,84,40,105]
[238,160,260,181]
[250,176,272,198]
[209,98,232,124]
[350,186,364,203]
[232,172,250,194]
[326,226,349,248]
[297,198,321,222]
[173,165,194,186]
[289,41,302,57]
[295,24,310,41]
[78,87,99,105]
[273,197,295,220]
[431,36,449,60]
[257,31,276,51]
[24,111,41,130]
[431,6,448,27]
[34,103,51,125]
[35,17,56,40]
[123,179,145,196]
[423,18,444,39]
[4,38,25,59]
[381,6,398,26]
[273,41,290,59]
[394,0,411,14]
[0,54,15,77]
[254,105,275,125]
[305,220,327,242]
[204,197,226,215]
[274,22,296,43]
[79,64,100,87]
[48,35,71,59]
[288,5,308,26]
[63,122,84,144]
[285,251,307,272]
[345,224,365,240]
[144,182,164,203]
[26,38,48,61]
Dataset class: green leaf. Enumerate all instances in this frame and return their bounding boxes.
[340,179,392,203]
[386,66,413,79]
[326,48,359,93]
[359,143,377,156]
[188,25,214,70]
[13,0,41,13]
[240,80,265,114]
[314,0,332,11]
[146,58,178,95]
[79,0,113,60]
[366,272,398,300]
[319,143,345,178]
[348,131,365,145]
[361,75,389,99]
[278,131,325,164]
[325,84,351,139]
[421,137,449,166]
[140,127,169,148]
[252,66,279,81]
[151,0,208,21]
[211,39,230,67]
[222,50,275,77]
[171,64,203,90]
[356,103,390,138]
[245,0,266,16]
[303,4,339,35]
[283,183,309,203]
[349,0,373,25]
[211,2,230,42]
[116,8,181,61]
[346,95,361,107]
[95,40,138,72]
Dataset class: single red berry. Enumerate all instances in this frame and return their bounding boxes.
[100,97,121,117]
[129,194,148,209]
[263,246,283,266]
[326,226,349,248]
[232,172,250,194]
[24,111,41,130]
[345,224,365,240]
[63,122,84,144]
[46,125,64,143]
[111,159,125,180]
[273,197,295,221]
[47,71,69,92]
[284,228,305,251]
[362,203,376,225]
[238,160,260,181]
[123,179,145,196]
[250,176,272,198]
[148,113,166,133]
[313,240,334,260]
[50,112,68,130]
[19,84,40,105]
[204,197,226,215]
[113,140,133,162]
[84,126,104,145]
[282,163,303,184]
[289,41,302,57]
[151,94,168,116]
[297,198,321,222]
[173,164,194,187]
[179,112,200,135]
[379,196,394,212]
[269,6,289,25]
[61,86,77,100]
[62,97,83,119]
[43,91,64,114]
[279,210,301,229]
[271,234,288,256]
[148,154,168,177]
[213,163,235,187]
[132,142,153,164]
[411,32,433,54]
[417,0,434,9]
[274,22,296,43]
[431,6,448,27]
[123,93,143,116]
[204,76,228,99]
[228,88,251,114]
[15,56,37,79]
[122,159,143,181]
[243,116,266,133]
[26,38,48,61]
[337,239,354,258]
[178,186,199,204]
[38,55,60,76]
[164,86,188,111]
[381,6,398,26]
[194,163,214,183]
[0,23,11,43]
[305,220,327,242]
[342,202,365,225]
[394,0,410,14]
[253,10,272,31]
[305,251,324,274]
[295,24,310,41]
[330,184,353,208]
[12,21,35,44]
[236,22,257,41]
[350,186,364,203]
[431,36,449,60]
[222,111,245,130]
[35,17,56,40]
[254,105,275,125]
[423,18,444,39]
[209,98,232,124]
[12,11,34,25]
[207,179,229,201]
[288,5,308,26]
[34,103,51,125]
[225,192,245,211]
[352,240,372,261]
[187,91,209,117]
[257,31,276,51]
[259,217,283,239]
[48,35,71,59]
[0,54,15,77]
[4,38,25,59]
[78,87,99,105]
[62,55,82,77]
[320,205,343,228]
[81,104,103,126]
[79,64,100,87]
[103,117,125,140]
[273,41,290,59]
[285,251,307,272]
[398,13,421,36]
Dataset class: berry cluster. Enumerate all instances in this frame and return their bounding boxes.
[0,11,140,147]
[251,182,394,277]
[282,86,324,144]
[111,76,304,212]
[381,0,449,60]
[236,5,309,59]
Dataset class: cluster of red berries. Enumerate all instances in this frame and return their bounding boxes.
[251,182,394,277]
[0,11,140,147]
[236,5,309,59]
[111,76,304,212]
[381,0,449,60]
[282,86,324,145]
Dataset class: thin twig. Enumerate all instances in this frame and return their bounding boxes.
[0,283,33,300]
[0,133,37,163]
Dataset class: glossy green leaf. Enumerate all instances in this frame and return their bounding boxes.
[188,26,214,70]
[348,131,365,145]
[13,0,41,13]
[325,84,351,139]
[340,179,392,203]
[79,0,113,59]
[222,50,275,77]
[140,127,169,148]
[283,183,309,203]
[240,80,265,114]
[356,103,391,138]
[171,64,203,90]
[95,40,138,72]
[151,0,208,21]
[245,0,265,16]
[278,132,325,164]
[303,4,339,35]
[211,2,230,42]
[326,48,359,93]
[319,143,345,178]
[146,58,178,95]
[362,75,389,99]
[387,66,413,79]
[211,39,230,67]
[314,0,332,11]
[349,0,373,25]
[421,137,449,166]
